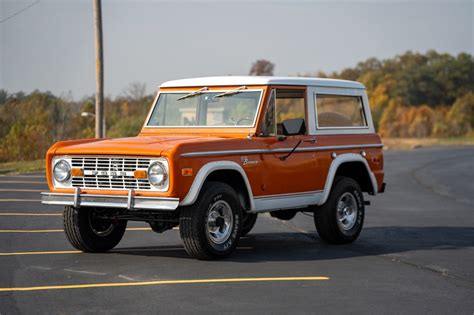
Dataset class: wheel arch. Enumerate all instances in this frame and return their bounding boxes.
[179,161,255,211]
[320,153,378,205]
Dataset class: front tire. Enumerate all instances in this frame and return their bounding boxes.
[314,177,364,244]
[63,206,127,252]
[179,181,242,260]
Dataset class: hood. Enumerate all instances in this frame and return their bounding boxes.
[53,135,223,157]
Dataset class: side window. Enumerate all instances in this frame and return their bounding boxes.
[275,89,306,135]
[261,90,276,136]
[315,94,367,128]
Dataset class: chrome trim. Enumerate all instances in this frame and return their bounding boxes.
[74,187,80,208]
[127,189,134,209]
[52,156,73,189]
[41,192,179,211]
[180,143,384,157]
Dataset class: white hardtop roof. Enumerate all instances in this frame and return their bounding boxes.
[160,76,365,89]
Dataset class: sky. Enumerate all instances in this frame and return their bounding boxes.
[1,0,472,99]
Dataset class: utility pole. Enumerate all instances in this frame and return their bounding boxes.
[93,0,105,138]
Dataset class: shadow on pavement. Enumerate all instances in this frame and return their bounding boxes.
[111,226,474,262]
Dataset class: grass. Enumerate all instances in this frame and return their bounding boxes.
[0,159,45,175]
[382,136,474,150]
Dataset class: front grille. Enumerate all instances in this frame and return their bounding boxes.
[71,157,152,190]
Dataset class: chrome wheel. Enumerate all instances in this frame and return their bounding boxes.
[206,200,234,244]
[336,192,358,231]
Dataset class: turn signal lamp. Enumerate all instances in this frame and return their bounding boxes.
[71,167,84,177]
[134,170,148,179]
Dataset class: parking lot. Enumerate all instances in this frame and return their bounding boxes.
[0,146,473,314]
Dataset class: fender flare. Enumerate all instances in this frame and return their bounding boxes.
[320,153,378,205]
[179,161,255,211]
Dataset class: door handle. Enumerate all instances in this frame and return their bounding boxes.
[304,138,317,144]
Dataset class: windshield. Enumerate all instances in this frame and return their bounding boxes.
[147,90,262,127]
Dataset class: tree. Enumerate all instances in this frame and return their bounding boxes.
[124,82,147,100]
[378,100,401,137]
[446,92,474,136]
[249,59,274,76]
[0,90,7,104]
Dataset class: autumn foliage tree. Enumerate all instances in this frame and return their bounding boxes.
[445,92,474,136]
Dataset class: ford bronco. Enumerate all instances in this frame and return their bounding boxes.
[42,76,386,260]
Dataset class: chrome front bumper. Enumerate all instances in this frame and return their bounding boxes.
[41,189,179,211]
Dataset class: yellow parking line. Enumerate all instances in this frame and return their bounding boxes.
[0,189,43,192]
[0,250,81,256]
[0,213,61,216]
[0,276,330,292]
[0,227,152,233]
[0,181,46,184]
[0,199,41,202]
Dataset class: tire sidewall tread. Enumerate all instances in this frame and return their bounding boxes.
[63,206,127,253]
[179,181,242,260]
[315,176,365,244]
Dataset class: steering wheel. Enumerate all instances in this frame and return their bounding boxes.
[236,117,252,126]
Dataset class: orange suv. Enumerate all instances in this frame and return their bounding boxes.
[42,76,386,259]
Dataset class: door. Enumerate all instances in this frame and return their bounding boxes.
[259,87,318,197]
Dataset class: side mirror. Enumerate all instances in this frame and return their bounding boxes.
[281,118,306,136]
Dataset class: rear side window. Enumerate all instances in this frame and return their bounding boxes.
[315,94,367,128]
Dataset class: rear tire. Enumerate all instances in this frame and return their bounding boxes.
[314,177,364,244]
[179,181,242,260]
[241,213,258,236]
[63,206,127,252]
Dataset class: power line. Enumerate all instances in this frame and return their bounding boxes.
[0,0,40,25]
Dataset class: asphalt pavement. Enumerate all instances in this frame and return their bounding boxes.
[0,146,473,314]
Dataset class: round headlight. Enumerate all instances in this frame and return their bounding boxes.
[53,159,71,182]
[148,162,167,186]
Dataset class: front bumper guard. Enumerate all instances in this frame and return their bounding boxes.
[41,189,179,211]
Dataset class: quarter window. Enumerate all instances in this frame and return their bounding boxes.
[315,94,367,128]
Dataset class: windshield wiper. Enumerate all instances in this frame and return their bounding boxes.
[213,86,247,98]
[176,87,209,101]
